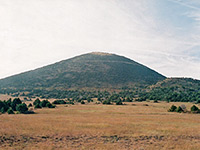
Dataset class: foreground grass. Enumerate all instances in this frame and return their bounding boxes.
[0,102,200,150]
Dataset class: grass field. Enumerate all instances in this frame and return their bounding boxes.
[0,101,200,150]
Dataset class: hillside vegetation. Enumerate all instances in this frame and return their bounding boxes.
[142,78,200,102]
[0,52,165,90]
[0,53,200,102]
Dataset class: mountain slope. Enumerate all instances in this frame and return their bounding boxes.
[0,52,166,90]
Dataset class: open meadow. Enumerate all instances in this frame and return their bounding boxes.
[0,101,200,150]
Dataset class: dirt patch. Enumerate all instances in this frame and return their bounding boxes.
[1,134,199,149]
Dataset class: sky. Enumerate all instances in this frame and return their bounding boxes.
[0,0,200,79]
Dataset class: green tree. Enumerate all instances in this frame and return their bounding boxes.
[7,108,14,114]
[103,100,111,105]
[176,106,184,113]
[116,100,123,105]
[33,98,41,106]
[11,98,22,111]
[28,103,33,107]
[191,105,199,113]
[40,100,50,107]
[168,105,177,112]
[46,103,55,108]
[34,103,42,109]
[0,107,6,113]
[16,103,28,114]
[81,101,85,104]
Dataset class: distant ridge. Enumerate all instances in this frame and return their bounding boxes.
[0,52,166,90]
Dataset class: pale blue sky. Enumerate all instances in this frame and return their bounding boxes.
[0,0,200,79]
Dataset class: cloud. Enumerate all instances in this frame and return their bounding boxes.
[0,0,200,79]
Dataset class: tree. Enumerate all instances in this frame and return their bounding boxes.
[116,100,123,105]
[52,100,66,104]
[81,101,85,104]
[153,100,158,103]
[34,103,42,109]
[168,105,177,112]
[0,101,8,113]
[176,106,184,113]
[33,98,41,106]
[40,100,50,107]
[46,103,55,108]
[1,107,6,113]
[11,98,22,111]
[16,103,28,114]
[13,98,22,105]
[28,103,33,107]
[6,98,12,107]
[7,108,14,114]
[191,105,200,113]
[102,100,111,105]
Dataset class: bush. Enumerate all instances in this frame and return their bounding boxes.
[13,98,22,105]
[46,103,55,108]
[11,98,22,111]
[191,105,200,113]
[168,105,177,112]
[116,100,123,105]
[40,100,50,107]
[102,100,111,105]
[34,103,42,109]
[16,103,28,114]
[81,101,85,104]
[33,98,41,106]
[0,107,6,113]
[7,108,14,114]
[176,106,184,113]
[52,100,66,105]
[28,103,33,107]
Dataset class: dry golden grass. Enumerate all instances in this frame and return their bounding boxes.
[0,101,200,150]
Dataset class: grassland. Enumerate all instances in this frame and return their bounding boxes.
[0,102,200,150]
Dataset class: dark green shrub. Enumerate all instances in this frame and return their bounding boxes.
[176,106,184,113]
[34,103,42,109]
[116,100,123,105]
[11,98,22,111]
[6,99,12,107]
[16,103,28,114]
[52,100,66,104]
[81,101,85,104]
[0,107,6,113]
[168,105,177,112]
[33,98,41,106]
[40,100,50,107]
[102,100,111,105]
[191,105,200,113]
[28,103,33,107]
[7,108,14,114]
[46,103,55,108]
[13,98,22,105]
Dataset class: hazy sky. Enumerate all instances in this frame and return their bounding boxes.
[0,0,200,79]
